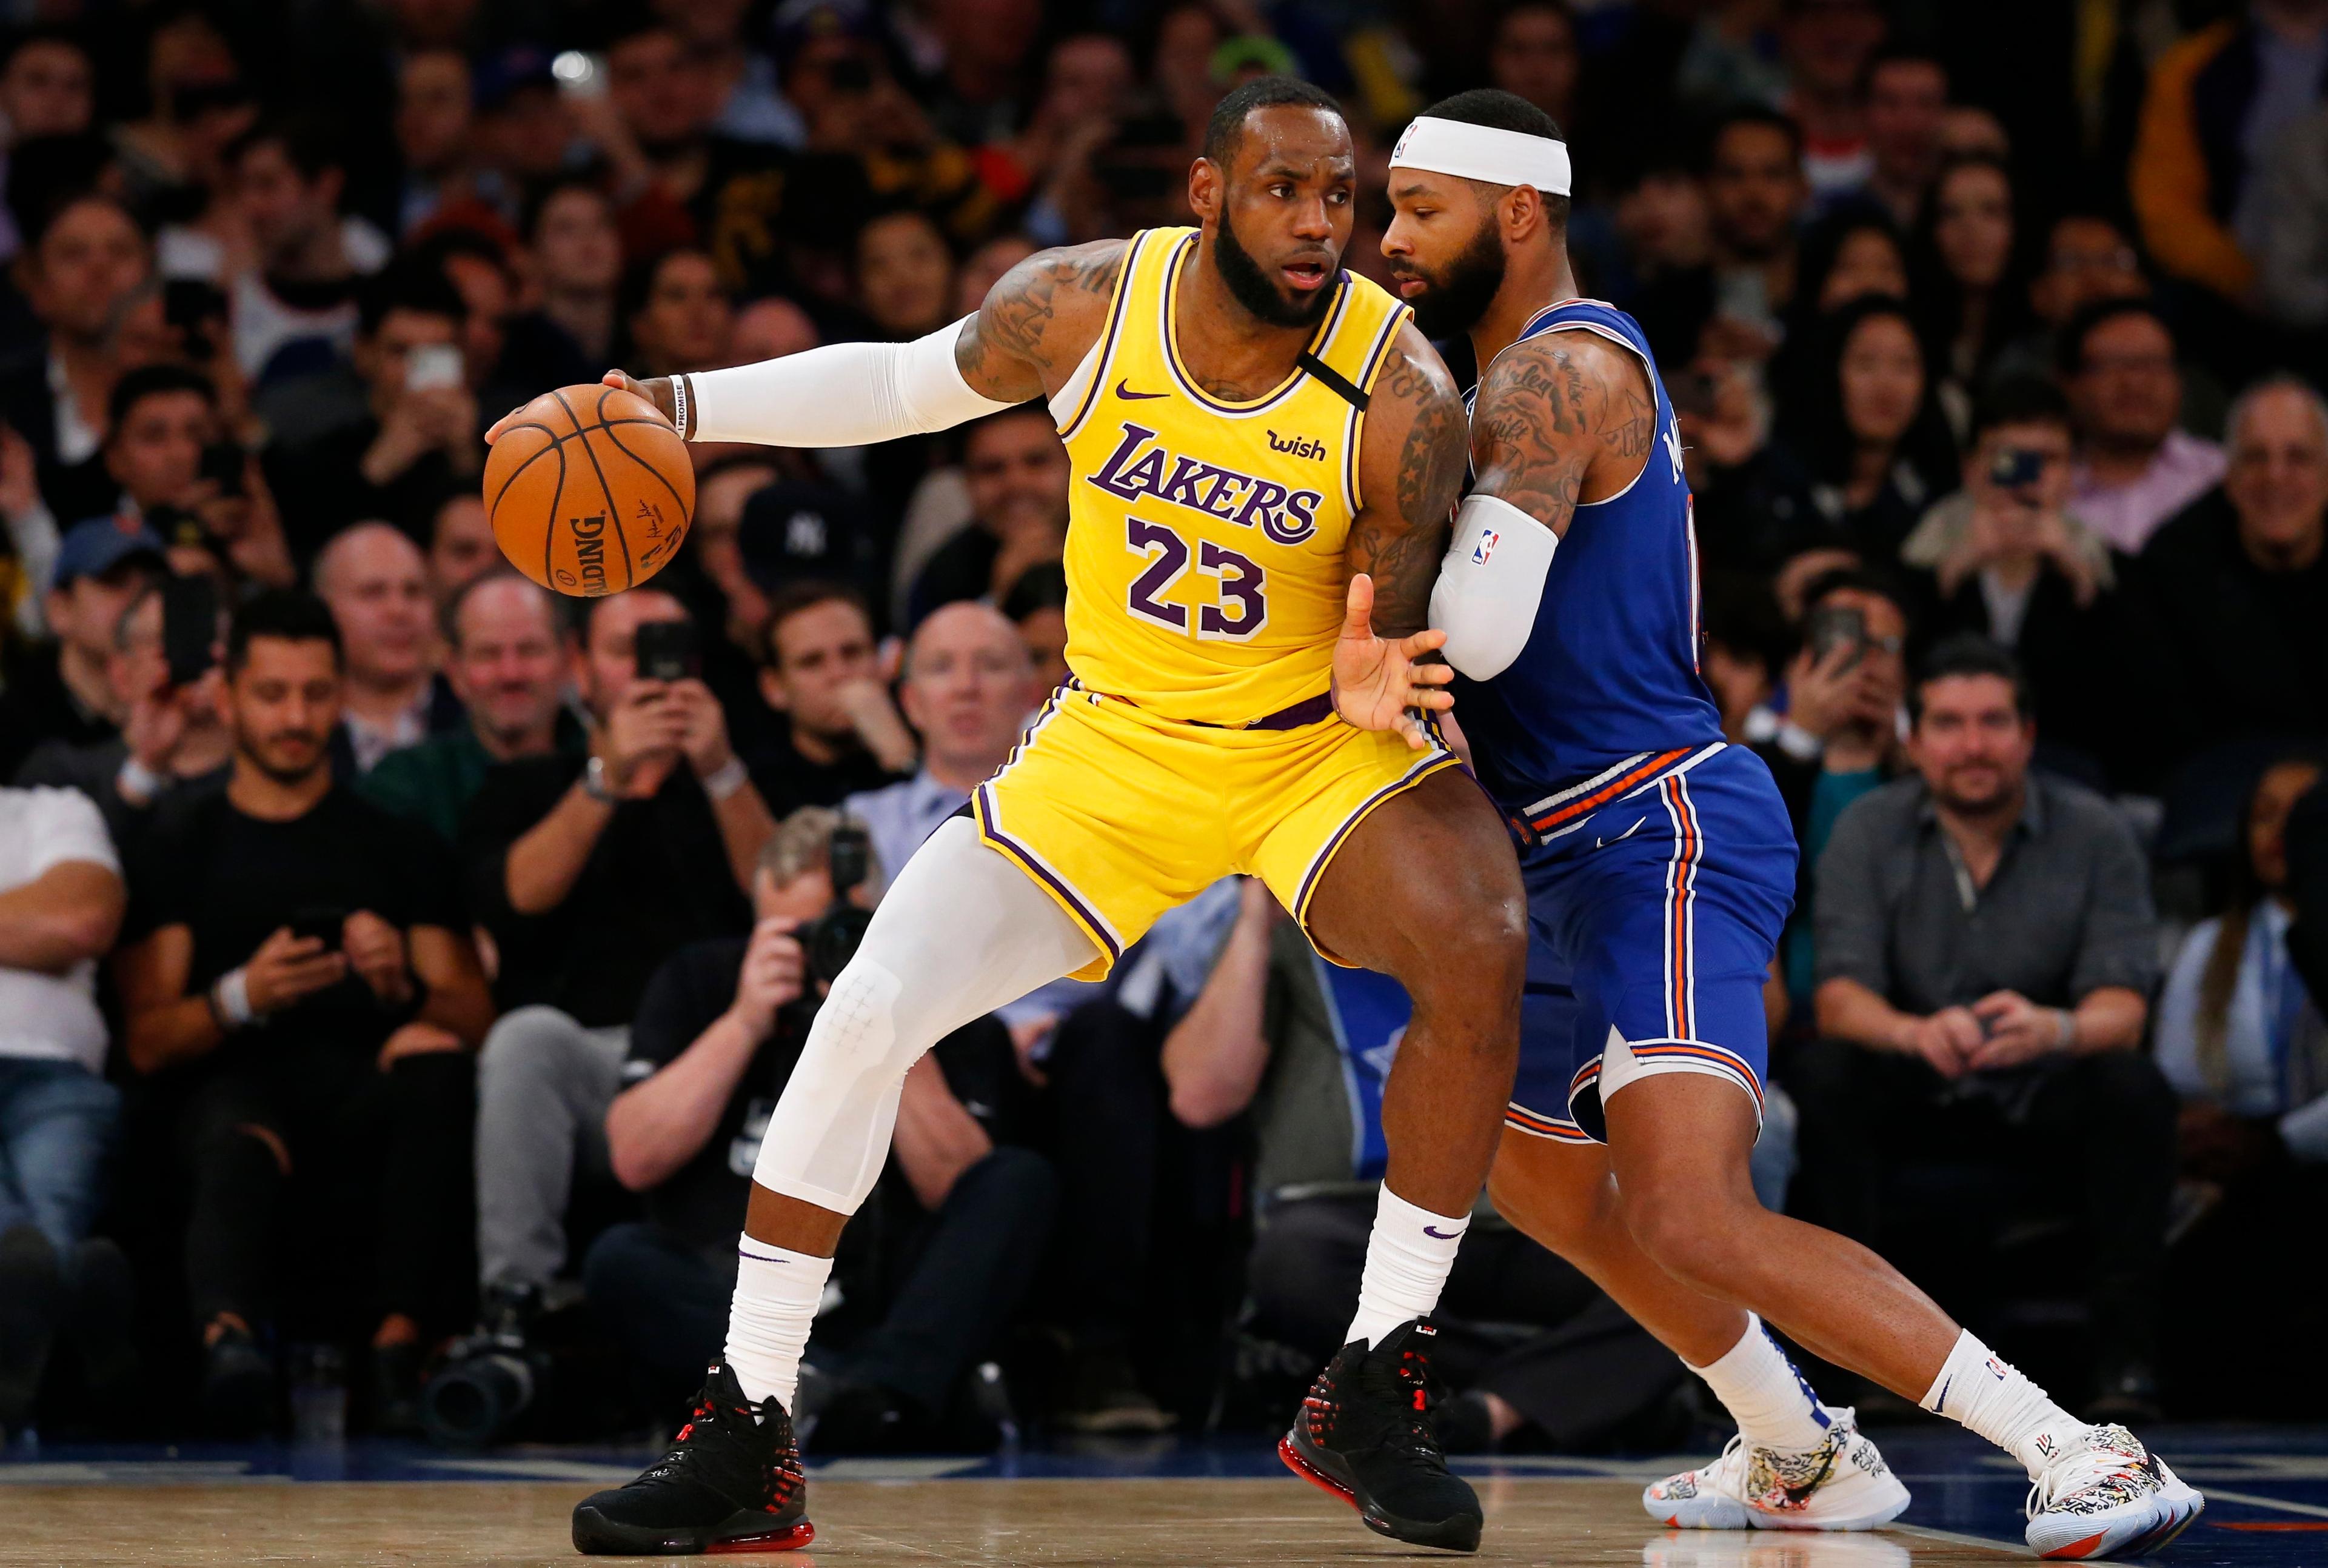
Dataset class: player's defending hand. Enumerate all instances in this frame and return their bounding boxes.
[1331,573,1454,752]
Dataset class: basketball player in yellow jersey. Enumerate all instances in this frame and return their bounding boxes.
[524,79,1527,1557]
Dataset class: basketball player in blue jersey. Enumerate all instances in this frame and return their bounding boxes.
[1382,91,2200,1561]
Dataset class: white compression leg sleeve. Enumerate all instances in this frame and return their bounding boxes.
[748,817,1097,1213]
[684,317,1015,447]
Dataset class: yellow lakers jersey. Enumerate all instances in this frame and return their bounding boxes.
[1051,227,1412,727]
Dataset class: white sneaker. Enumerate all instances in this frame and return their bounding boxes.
[1642,1411,1910,1532]
[2022,1423,2204,1560]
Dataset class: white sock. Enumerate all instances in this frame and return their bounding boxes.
[724,1238,834,1411]
[1686,1314,1833,1452]
[1920,1329,2084,1475]
[1345,1186,1468,1349]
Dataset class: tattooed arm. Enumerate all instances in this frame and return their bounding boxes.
[1467,328,1656,534]
[1424,329,1656,681]
[487,240,1126,444]
[1330,323,1470,747]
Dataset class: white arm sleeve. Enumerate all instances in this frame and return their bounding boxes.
[1428,492,1558,681]
[684,316,1017,447]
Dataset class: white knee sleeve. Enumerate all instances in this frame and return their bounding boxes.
[750,818,1097,1213]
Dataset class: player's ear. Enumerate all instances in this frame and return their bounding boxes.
[1503,184,1541,244]
[1188,157,1221,224]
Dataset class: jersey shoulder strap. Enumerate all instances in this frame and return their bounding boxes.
[1300,271,1410,411]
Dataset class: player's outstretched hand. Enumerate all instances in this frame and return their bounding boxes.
[483,372,676,444]
[1331,573,1454,752]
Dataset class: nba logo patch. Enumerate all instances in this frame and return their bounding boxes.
[1471,527,1500,565]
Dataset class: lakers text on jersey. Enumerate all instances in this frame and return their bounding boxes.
[972,228,1457,976]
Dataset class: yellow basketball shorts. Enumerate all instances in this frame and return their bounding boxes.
[970,684,1462,979]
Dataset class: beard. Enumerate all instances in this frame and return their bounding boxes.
[1403,214,1508,339]
[239,729,328,786]
[1214,207,1336,330]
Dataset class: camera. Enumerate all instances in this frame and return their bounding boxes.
[800,824,874,984]
[634,619,699,683]
[1988,446,2049,491]
[420,1283,552,1447]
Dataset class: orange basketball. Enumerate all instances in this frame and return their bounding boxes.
[484,384,695,596]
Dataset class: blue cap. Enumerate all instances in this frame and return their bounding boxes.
[52,516,167,590]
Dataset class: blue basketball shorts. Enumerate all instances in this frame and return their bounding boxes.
[1502,743,1798,1145]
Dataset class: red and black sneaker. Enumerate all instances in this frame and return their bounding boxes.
[572,1363,815,1555]
[1278,1319,1483,1553]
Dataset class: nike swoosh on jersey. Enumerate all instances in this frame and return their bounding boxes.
[1116,379,1169,400]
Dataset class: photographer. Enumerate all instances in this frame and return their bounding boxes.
[462,590,773,1322]
[1901,378,2133,782]
[113,589,493,1433]
[586,808,1052,1450]
[89,364,292,593]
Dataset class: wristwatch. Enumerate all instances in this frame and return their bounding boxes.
[583,754,618,802]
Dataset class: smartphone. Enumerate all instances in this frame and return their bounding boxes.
[288,905,348,949]
[1988,446,2048,490]
[164,279,229,361]
[552,50,607,98]
[199,440,245,498]
[161,575,219,688]
[634,619,700,682]
[1715,267,1772,330]
[1805,604,1867,674]
[406,343,464,392]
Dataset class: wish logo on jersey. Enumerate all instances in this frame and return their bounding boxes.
[1088,421,1324,546]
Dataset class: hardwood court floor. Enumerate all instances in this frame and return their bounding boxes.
[0,1476,2019,1567]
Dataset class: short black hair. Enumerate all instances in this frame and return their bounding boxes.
[227,587,343,675]
[1798,563,1912,627]
[359,260,469,335]
[1201,74,1342,167]
[763,578,875,666]
[106,362,217,435]
[10,138,128,251]
[1000,559,1068,620]
[1,23,91,75]
[406,225,513,284]
[1706,105,1803,168]
[1910,633,2032,726]
[226,115,343,182]
[523,172,614,243]
[1411,88,1571,224]
[1417,87,1563,144]
[2058,295,2173,379]
[618,245,721,326]
[1968,375,2070,446]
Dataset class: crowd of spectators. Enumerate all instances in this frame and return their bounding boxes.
[4,0,2328,1449]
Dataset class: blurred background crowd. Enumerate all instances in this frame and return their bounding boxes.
[2,0,2327,1455]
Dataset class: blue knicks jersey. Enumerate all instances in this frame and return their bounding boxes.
[1453,299,1725,825]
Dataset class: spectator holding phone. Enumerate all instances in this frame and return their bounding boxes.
[1902,378,2135,784]
[261,265,475,555]
[113,589,493,1434]
[1796,636,2170,1420]
[460,590,773,1336]
[16,578,232,846]
[83,364,292,592]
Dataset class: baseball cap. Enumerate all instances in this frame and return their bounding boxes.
[52,516,167,590]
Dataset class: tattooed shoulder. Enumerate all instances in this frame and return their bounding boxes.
[1368,327,1468,527]
[958,239,1128,398]
[1470,330,1654,530]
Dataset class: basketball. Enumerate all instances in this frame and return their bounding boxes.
[484,384,694,597]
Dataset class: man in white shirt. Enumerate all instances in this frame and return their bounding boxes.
[0,784,127,1430]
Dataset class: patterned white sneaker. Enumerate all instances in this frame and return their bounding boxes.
[1643,1411,1910,1532]
[2022,1424,2203,1559]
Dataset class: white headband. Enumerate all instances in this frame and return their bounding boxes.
[1388,116,1570,196]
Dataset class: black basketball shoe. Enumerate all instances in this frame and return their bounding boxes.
[572,1363,814,1555]
[1279,1319,1483,1552]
